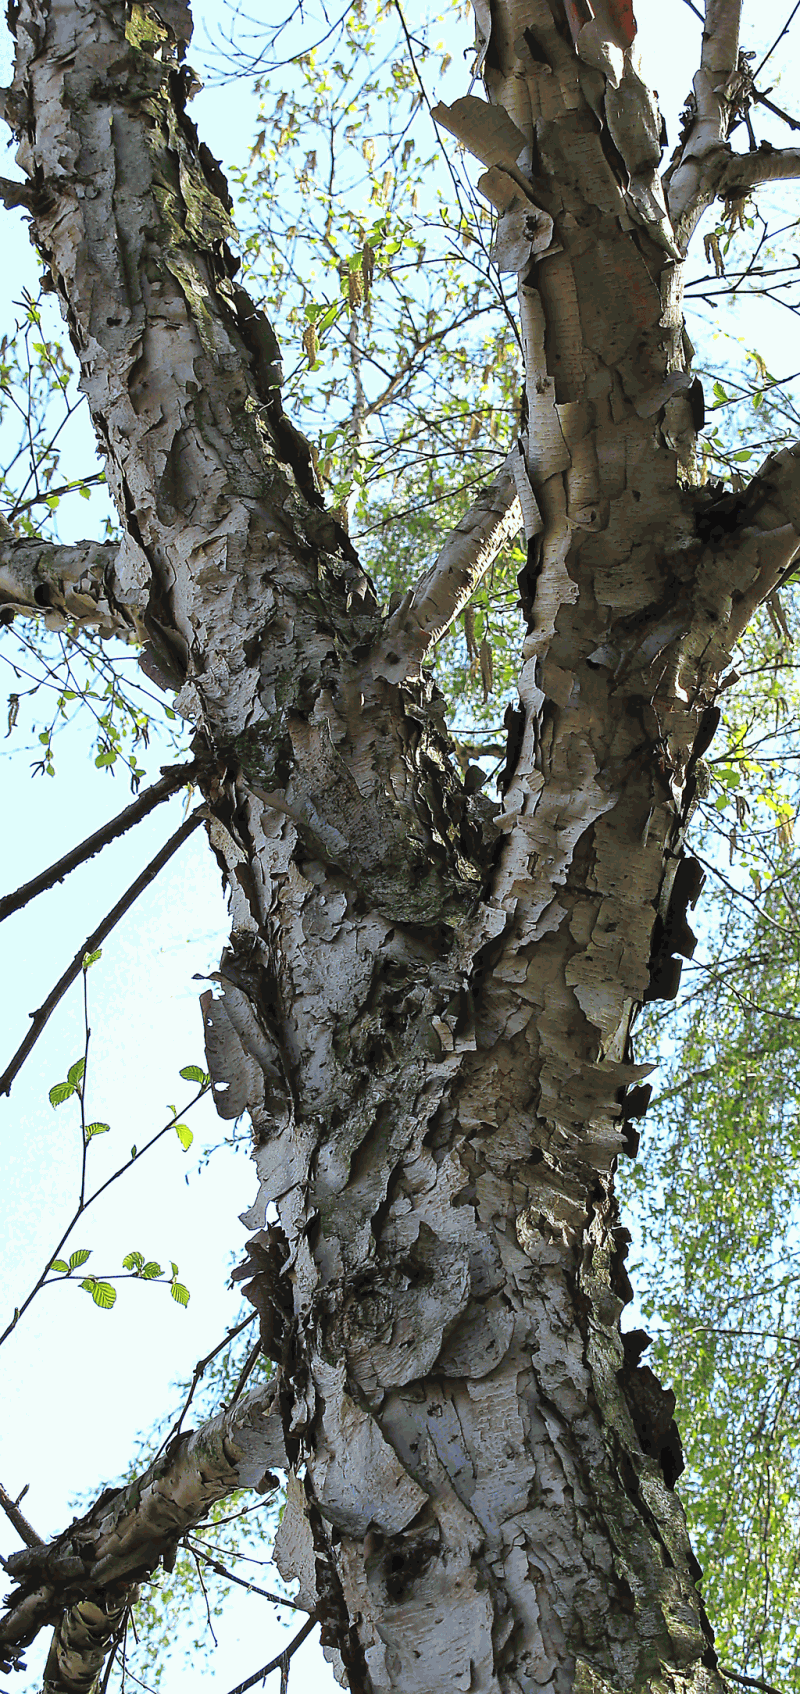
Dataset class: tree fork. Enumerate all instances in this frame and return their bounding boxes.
[4,2,800,1693]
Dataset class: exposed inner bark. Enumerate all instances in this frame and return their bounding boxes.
[3,2,800,1692]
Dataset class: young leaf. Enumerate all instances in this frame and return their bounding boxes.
[171,1281,190,1307]
[174,1122,193,1151]
[85,1122,110,1140]
[82,1279,116,1310]
[141,1261,162,1280]
[122,1251,144,1271]
[50,1259,69,1274]
[82,948,102,970]
[68,1249,91,1270]
[67,1058,86,1089]
[179,1064,207,1084]
[49,1080,74,1108]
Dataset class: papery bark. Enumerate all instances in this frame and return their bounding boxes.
[0,1381,284,1684]
[3,3,800,1693]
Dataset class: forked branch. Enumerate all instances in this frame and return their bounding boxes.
[664,0,744,249]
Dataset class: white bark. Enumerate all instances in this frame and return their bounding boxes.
[664,0,745,250]
[3,2,800,1692]
[0,1381,284,1687]
[0,536,144,639]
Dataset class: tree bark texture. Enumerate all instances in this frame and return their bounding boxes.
[4,2,800,1692]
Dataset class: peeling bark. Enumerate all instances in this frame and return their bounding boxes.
[0,536,143,639]
[3,2,800,1693]
[0,1380,284,1682]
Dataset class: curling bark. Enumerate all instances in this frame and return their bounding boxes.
[3,1,800,1691]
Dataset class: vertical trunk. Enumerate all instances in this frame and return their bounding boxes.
[7,2,800,1691]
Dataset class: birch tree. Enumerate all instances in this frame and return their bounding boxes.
[3,2,800,1692]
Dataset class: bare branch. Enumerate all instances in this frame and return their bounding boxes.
[718,144,800,193]
[0,761,200,924]
[664,0,744,249]
[0,1379,287,1685]
[371,452,521,683]
[222,1615,318,1694]
[0,812,204,1099]
[0,1481,43,1554]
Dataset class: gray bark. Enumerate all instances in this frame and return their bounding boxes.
[2,2,800,1692]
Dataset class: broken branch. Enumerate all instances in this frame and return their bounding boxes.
[0,1481,43,1554]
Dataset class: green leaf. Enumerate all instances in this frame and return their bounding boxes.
[49,1080,74,1107]
[85,1121,110,1140]
[170,1262,179,1278]
[141,1261,162,1280]
[171,1281,190,1307]
[81,1278,117,1310]
[67,1058,86,1089]
[179,1064,206,1083]
[732,450,753,461]
[50,1259,69,1274]
[175,1122,193,1151]
[95,751,116,768]
[122,1251,144,1271]
[82,948,102,970]
[69,1249,91,1270]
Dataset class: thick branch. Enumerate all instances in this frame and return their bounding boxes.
[372,453,521,682]
[0,536,146,640]
[664,0,744,248]
[717,144,800,193]
[0,1379,286,1685]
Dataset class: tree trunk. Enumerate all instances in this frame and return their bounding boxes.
[4,1,800,1691]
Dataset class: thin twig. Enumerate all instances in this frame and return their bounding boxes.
[226,1338,265,1414]
[0,811,203,1098]
[192,1547,219,1649]
[186,1543,305,1612]
[0,761,199,923]
[0,1480,43,1548]
[154,1312,258,1459]
[722,1670,786,1694]
[223,1615,318,1694]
